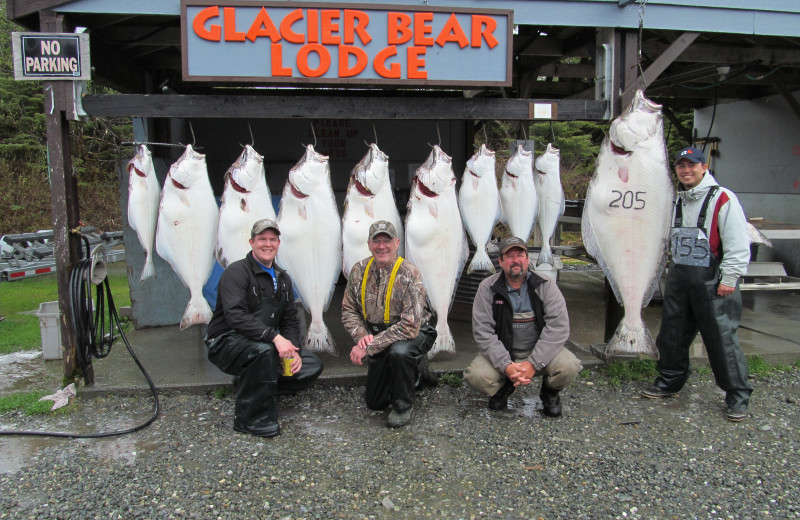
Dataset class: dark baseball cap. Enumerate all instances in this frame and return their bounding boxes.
[251,218,280,238]
[674,147,706,165]
[499,236,528,255]
[368,220,398,240]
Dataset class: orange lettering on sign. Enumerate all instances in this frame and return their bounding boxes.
[471,15,498,48]
[387,13,412,45]
[374,46,400,78]
[407,46,427,79]
[297,43,330,77]
[280,9,305,44]
[223,7,246,42]
[436,13,469,48]
[193,6,221,41]
[271,44,292,76]
[307,9,319,44]
[246,7,281,42]
[321,10,341,45]
[344,10,371,45]
[339,45,368,77]
[413,12,434,46]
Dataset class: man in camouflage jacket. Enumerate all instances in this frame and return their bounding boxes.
[342,220,436,428]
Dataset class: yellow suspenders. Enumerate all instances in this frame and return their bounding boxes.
[360,257,404,324]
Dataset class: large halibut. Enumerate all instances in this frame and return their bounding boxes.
[458,143,500,274]
[582,90,674,359]
[342,143,403,277]
[155,145,219,330]
[405,145,468,358]
[216,145,276,268]
[277,145,342,354]
[500,144,538,242]
[533,143,565,267]
[127,144,161,281]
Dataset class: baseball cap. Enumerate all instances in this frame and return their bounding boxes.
[368,220,398,241]
[674,147,706,165]
[251,218,280,238]
[499,236,528,255]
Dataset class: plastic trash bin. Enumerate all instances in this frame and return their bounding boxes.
[36,301,61,360]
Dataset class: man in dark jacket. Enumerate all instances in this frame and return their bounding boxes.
[465,237,582,417]
[204,219,323,437]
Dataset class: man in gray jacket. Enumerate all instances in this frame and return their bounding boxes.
[465,237,582,417]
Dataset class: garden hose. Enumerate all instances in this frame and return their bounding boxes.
[0,232,160,438]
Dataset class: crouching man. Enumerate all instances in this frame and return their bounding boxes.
[204,219,323,437]
[465,237,582,416]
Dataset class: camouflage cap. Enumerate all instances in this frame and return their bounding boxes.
[251,218,280,239]
[368,220,398,240]
[499,236,528,255]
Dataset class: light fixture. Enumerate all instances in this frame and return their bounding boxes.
[717,65,731,80]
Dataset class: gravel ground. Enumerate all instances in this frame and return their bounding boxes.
[2,368,800,520]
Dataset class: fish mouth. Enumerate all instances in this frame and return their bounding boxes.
[414,178,438,198]
[610,140,632,156]
[505,169,519,179]
[533,167,545,176]
[468,168,480,178]
[227,174,249,194]
[353,177,373,197]
[290,181,308,199]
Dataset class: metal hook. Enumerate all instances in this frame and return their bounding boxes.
[372,122,378,146]
[309,123,317,148]
[436,124,442,147]
[550,120,556,144]
[248,122,255,147]
[188,121,197,148]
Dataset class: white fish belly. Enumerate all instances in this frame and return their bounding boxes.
[217,187,276,267]
[128,174,160,279]
[459,177,499,251]
[342,189,403,277]
[500,178,538,241]
[156,187,218,327]
[583,151,672,356]
[277,196,341,352]
[406,196,467,356]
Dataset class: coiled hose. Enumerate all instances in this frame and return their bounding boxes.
[0,233,159,438]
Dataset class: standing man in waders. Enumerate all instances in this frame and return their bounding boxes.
[204,219,323,437]
[641,147,752,422]
[342,220,437,428]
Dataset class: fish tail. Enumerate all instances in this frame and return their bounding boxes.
[606,321,659,360]
[427,325,455,359]
[139,253,155,281]
[467,249,495,275]
[536,243,553,267]
[179,297,213,331]
[303,319,337,354]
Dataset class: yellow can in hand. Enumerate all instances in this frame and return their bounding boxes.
[282,357,294,377]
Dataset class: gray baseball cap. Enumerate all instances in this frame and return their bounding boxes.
[499,236,528,255]
[368,220,398,240]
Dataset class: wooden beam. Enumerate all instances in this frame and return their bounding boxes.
[82,94,609,120]
[642,40,800,67]
[623,32,700,100]
[40,11,88,384]
[7,0,73,20]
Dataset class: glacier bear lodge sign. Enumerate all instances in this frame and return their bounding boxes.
[181,1,512,86]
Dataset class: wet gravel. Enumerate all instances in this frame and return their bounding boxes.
[2,368,800,519]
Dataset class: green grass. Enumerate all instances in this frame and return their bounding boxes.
[0,266,131,355]
[438,372,463,388]
[0,391,74,415]
[212,386,230,399]
[747,355,772,378]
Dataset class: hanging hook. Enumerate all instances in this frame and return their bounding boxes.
[482,125,488,146]
[188,121,197,148]
[310,122,317,148]
[436,123,442,147]
[637,0,649,89]
[550,120,556,145]
[248,122,255,147]
[372,122,378,146]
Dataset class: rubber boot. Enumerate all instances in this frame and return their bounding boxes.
[488,378,515,410]
[540,384,562,417]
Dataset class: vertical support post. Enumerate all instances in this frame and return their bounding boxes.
[621,31,639,110]
[41,11,92,384]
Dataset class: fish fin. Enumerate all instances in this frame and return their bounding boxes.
[139,253,156,281]
[179,296,213,331]
[467,249,495,275]
[472,177,479,191]
[179,192,191,207]
[427,324,455,359]
[365,200,374,219]
[606,320,659,360]
[618,165,629,183]
[536,243,553,267]
[298,205,307,220]
[303,318,337,354]
[240,198,248,212]
[429,202,438,218]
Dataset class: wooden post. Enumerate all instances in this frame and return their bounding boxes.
[40,11,92,384]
